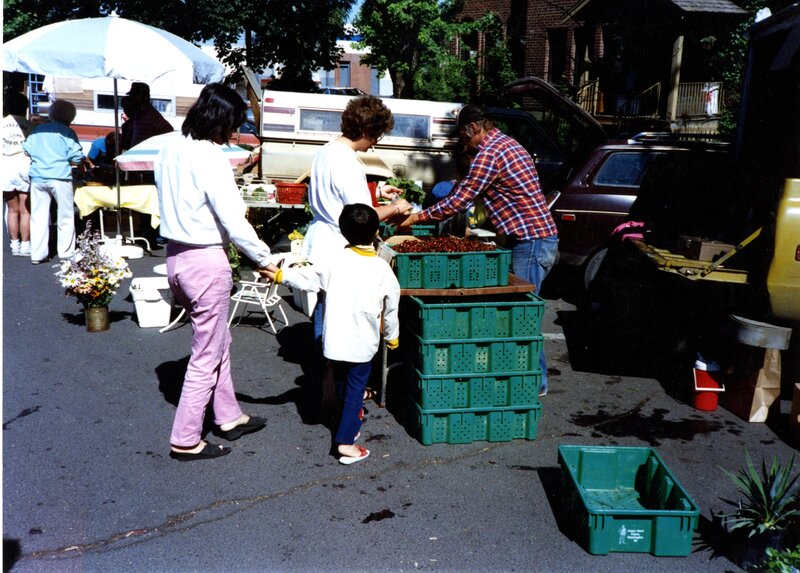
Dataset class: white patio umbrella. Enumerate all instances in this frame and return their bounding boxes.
[1,13,225,241]
[2,14,223,85]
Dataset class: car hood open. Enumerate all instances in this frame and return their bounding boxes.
[499,76,608,186]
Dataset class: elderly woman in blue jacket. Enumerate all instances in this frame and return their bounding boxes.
[23,99,86,264]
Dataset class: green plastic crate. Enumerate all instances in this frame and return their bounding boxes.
[414,401,542,445]
[385,245,512,289]
[558,445,700,556]
[403,293,544,340]
[408,332,543,375]
[412,369,541,409]
[380,222,438,237]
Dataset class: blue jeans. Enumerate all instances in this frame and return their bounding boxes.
[511,236,559,392]
[312,291,326,361]
[331,360,371,445]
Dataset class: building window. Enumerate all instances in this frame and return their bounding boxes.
[338,63,351,87]
[371,67,381,95]
[319,69,335,88]
[547,28,568,85]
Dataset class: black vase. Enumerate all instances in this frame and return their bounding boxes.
[739,529,787,571]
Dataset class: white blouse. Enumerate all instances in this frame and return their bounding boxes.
[155,134,271,267]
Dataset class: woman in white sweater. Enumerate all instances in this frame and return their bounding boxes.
[155,84,270,461]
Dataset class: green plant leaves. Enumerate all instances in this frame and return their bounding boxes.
[720,451,800,537]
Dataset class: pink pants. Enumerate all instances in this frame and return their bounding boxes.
[167,242,242,447]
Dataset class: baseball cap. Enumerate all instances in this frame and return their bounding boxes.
[455,104,486,130]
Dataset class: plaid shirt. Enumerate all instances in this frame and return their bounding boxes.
[418,128,557,240]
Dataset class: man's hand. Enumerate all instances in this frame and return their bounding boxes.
[378,184,402,200]
[398,212,420,227]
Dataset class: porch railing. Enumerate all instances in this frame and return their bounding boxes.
[677,81,724,117]
[574,79,726,123]
[576,79,601,115]
[617,82,661,118]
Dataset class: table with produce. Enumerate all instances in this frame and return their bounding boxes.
[378,228,545,447]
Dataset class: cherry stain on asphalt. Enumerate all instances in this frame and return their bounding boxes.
[571,406,723,446]
[362,509,395,523]
[3,406,41,430]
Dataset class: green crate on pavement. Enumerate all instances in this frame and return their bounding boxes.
[403,293,544,340]
[408,331,543,375]
[385,245,511,289]
[413,400,541,445]
[558,445,700,557]
[412,369,541,409]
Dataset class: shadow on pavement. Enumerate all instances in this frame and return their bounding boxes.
[3,538,21,572]
[59,308,132,327]
[155,355,189,406]
[537,466,577,546]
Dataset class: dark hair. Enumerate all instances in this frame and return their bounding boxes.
[339,203,379,246]
[182,83,247,144]
[341,96,394,141]
[3,90,29,117]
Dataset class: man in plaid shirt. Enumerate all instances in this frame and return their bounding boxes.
[401,104,558,395]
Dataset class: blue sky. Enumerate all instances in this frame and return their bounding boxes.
[348,0,364,22]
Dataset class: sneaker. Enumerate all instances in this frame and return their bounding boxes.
[19,242,30,256]
[538,387,548,397]
[10,240,20,256]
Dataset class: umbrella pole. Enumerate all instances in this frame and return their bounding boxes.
[113,79,123,241]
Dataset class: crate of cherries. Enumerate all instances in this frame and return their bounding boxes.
[385,236,511,289]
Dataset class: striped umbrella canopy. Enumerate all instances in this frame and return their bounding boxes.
[116,131,253,172]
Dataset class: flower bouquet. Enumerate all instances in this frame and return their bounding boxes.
[55,224,132,309]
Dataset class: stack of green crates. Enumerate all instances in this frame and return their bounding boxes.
[401,293,545,445]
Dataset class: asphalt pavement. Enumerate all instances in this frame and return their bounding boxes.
[3,242,799,573]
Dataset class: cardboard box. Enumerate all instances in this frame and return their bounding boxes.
[675,236,734,261]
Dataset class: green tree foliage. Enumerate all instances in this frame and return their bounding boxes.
[355,0,515,102]
[354,0,445,99]
[3,0,354,90]
[185,0,354,88]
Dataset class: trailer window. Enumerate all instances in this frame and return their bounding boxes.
[151,98,176,117]
[390,114,429,140]
[94,93,175,117]
[299,109,343,133]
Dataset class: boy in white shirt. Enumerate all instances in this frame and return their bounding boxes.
[265,203,400,464]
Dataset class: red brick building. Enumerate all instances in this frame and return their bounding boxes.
[457,0,748,131]
[457,0,579,86]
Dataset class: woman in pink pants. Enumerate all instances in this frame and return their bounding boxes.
[155,84,273,461]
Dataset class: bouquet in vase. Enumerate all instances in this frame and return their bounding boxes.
[55,224,132,308]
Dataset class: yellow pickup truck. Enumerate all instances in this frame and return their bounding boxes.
[741,5,800,325]
[767,179,800,322]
